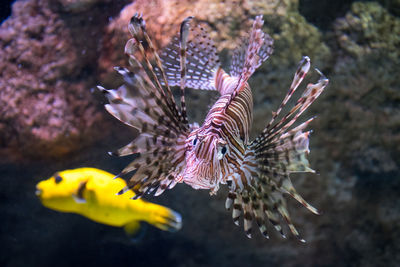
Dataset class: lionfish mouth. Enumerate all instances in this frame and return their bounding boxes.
[183,158,220,190]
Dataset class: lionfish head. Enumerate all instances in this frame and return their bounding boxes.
[183,130,230,193]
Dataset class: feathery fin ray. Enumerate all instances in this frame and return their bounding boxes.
[156,17,221,91]
[224,15,274,109]
[226,56,328,241]
[102,13,191,198]
[101,14,328,242]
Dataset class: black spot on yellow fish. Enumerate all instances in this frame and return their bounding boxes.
[76,180,88,200]
[54,173,63,184]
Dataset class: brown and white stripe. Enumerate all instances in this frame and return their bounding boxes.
[102,14,329,242]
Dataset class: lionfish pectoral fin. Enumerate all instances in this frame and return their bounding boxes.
[280,178,320,215]
[109,124,189,197]
[156,17,220,91]
[225,57,328,240]
[226,156,311,241]
[102,15,192,198]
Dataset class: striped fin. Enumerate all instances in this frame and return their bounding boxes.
[229,23,274,78]
[231,15,273,83]
[264,56,311,130]
[226,58,328,241]
[254,58,329,150]
[225,15,273,108]
[229,36,248,78]
[156,17,220,91]
[100,14,192,197]
[127,13,184,125]
[225,180,290,240]
[178,16,193,125]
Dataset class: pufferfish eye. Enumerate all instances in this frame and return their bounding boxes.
[54,173,63,184]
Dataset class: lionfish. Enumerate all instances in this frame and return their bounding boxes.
[98,13,329,241]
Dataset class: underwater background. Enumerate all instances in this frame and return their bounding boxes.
[1,0,399,266]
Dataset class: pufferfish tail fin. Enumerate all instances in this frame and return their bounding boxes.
[225,57,328,241]
[124,206,182,236]
[99,14,192,198]
[143,204,183,232]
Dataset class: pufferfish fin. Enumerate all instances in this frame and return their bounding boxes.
[155,17,220,91]
[225,57,328,241]
[123,221,141,236]
[72,180,88,204]
[100,13,193,198]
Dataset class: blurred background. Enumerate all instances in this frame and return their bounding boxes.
[0,0,399,266]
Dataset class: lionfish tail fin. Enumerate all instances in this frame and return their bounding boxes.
[156,17,221,91]
[225,57,328,240]
[101,14,193,198]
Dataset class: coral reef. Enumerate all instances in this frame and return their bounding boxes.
[0,0,331,160]
[311,3,400,265]
[334,1,400,59]
[99,0,331,127]
[98,0,300,83]
[320,1,400,174]
[57,0,108,13]
[0,0,128,161]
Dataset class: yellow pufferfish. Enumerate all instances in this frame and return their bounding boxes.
[35,167,182,235]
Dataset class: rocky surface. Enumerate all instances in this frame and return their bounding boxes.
[100,0,331,127]
[322,1,400,174]
[0,0,399,267]
[0,0,130,161]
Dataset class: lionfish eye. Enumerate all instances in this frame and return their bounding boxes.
[54,173,63,184]
[221,145,227,155]
[193,138,198,146]
[217,143,228,160]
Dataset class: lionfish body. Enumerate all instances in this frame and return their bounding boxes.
[99,14,329,241]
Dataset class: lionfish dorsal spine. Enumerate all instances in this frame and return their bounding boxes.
[128,14,186,129]
[224,15,274,109]
[101,13,196,198]
[264,56,311,131]
[157,18,221,92]
[178,16,194,125]
[101,13,329,242]
[220,15,328,240]
[230,57,329,240]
